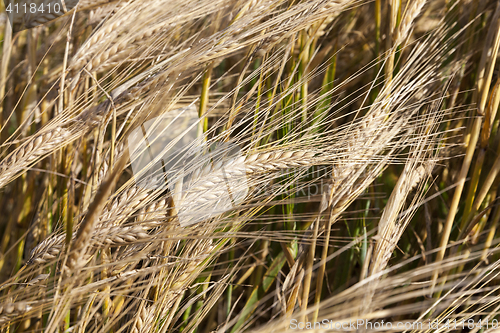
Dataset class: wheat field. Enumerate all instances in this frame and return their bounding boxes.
[1,0,500,331]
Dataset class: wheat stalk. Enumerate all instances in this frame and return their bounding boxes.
[66,153,127,270]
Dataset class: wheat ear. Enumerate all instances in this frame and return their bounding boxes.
[0,127,71,188]
[70,10,135,72]
[370,162,433,276]
[394,0,427,46]
[0,302,32,326]
[26,188,164,265]
[133,239,215,333]
[28,149,327,267]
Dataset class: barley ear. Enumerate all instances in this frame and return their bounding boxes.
[394,0,427,46]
